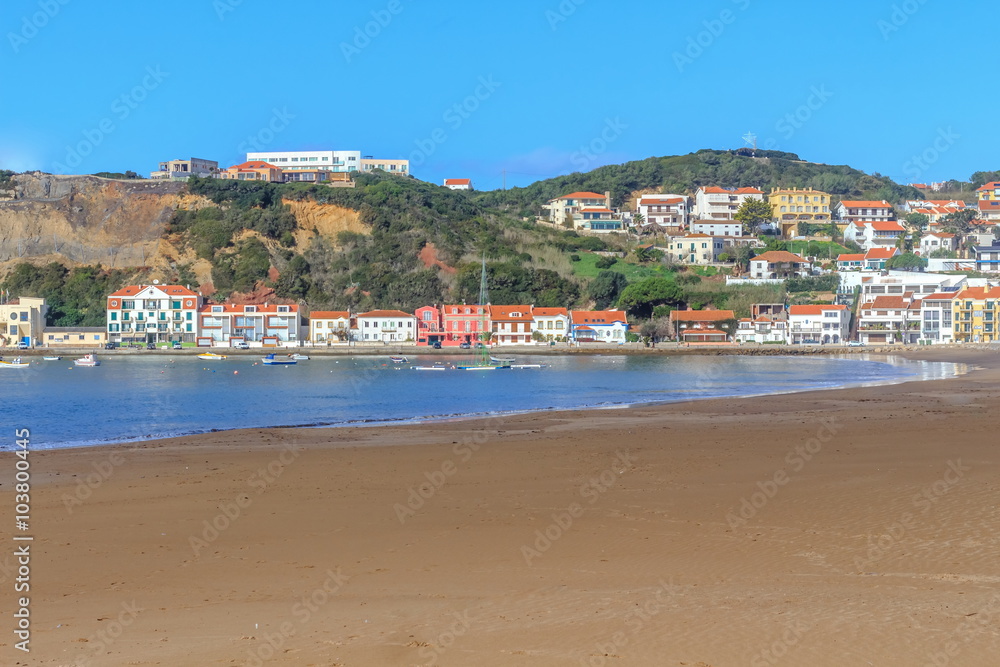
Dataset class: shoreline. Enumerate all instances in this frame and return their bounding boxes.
[8,347,1000,665]
[8,351,967,455]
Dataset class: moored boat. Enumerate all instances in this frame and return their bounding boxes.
[389,356,409,363]
[0,357,30,368]
[262,353,296,365]
[288,353,309,360]
[43,355,62,361]
[197,352,227,360]
[74,354,100,367]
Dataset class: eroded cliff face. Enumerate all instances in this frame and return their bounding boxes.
[0,173,212,270]
[0,175,369,287]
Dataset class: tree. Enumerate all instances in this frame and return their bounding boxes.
[970,170,1000,189]
[905,212,929,232]
[735,198,774,235]
[941,208,980,256]
[885,252,927,271]
[616,277,683,319]
[588,270,628,309]
[595,255,617,269]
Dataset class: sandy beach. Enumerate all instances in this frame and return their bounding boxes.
[3,347,1000,666]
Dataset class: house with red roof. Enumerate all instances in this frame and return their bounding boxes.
[836,253,865,271]
[857,293,921,345]
[668,309,736,343]
[694,186,765,221]
[843,220,907,250]
[976,181,1000,201]
[414,305,444,346]
[217,161,283,182]
[834,200,896,224]
[354,309,416,343]
[635,194,690,229]
[748,250,810,280]
[977,199,1000,221]
[444,178,473,191]
[787,304,850,345]
[952,286,1000,342]
[736,305,788,344]
[919,232,957,257]
[919,292,956,343]
[489,305,534,345]
[106,284,202,345]
[543,191,610,223]
[441,304,489,346]
[199,302,300,346]
[308,310,352,344]
[532,307,570,342]
[569,310,629,343]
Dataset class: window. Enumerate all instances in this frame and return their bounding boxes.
[171,301,181,309]
[245,306,257,313]
[277,306,289,313]
[111,312,117,321]
[422,311,433,321]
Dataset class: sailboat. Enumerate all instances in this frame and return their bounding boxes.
[456,258,511,371]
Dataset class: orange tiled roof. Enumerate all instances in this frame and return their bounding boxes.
[445,178,471,185]
[752,250,806,263]
[309,310,350,319]
[489,305,534,322]
[837,254,865,262]
[570,310,628,325]
[550,192,606,202]
[839,200,893,209]
[199,303,299,313]
[357,310,414,318]
[533,307,568,317]
[669,310,736,322]
[789,305,848,315]
[109,284,199,297]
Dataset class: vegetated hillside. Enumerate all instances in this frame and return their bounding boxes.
[473,149,924,214]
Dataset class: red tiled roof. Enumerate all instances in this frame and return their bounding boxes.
[533,307,568,317]
[489,305,534,322]
[638,195,684,205]
[579,207,614,213]
[975,182,1000,191]
[701,186,763,195]
[550,191,607,202]
[978,200,1000,210]
[865,248,899,259]
[228,161,280,170]
[867,296,908,309]
[309,310,350,319]
[444,178,471,185]
[570,310,628,325]
[923,293,955,301]
[868,221,905,231]
[669,310,736,323]
[837,254,865,262]
[789,305,848,315]
[752,250,806,263]
[109,284,199,297]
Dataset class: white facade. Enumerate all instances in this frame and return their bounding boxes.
[736,317,788,344]
[199,304,300,344]
[919,294,955,343]
[150,158,218,180]
[843,220,907,251]
[787,305,850,344]
[531,308,570,341]
[107,285,201,343]
[444,179,472,190]
[857,295,921,345]
[694,187,764,221]
[920,233,957,256]
[354,310,416,342]
[690,220,743,237]
[246,150,361,173]
[636,194,689,227]
[308,311,351,343]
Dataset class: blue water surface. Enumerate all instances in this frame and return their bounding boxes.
[0,353,960,450]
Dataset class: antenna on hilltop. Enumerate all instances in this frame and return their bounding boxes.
[742,131,758,156]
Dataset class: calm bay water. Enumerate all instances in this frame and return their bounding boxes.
[0,353,961,451]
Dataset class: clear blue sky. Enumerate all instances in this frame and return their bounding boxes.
[0,0,992,190]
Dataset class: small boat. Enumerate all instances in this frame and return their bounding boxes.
[511,364,544,369]
[288,353,310,361]
[490,356,515,364]
[389,356,409,363]
[0,357,30,368]
[197,352,227,360]
[456,364,511,371]
[74,354,100,367]
[43,356,62,361]
[413,365,448,371]
[262,353,296,365]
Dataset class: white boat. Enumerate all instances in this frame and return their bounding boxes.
[413,365,448,371]
[490,356,515,364]
[262,353,296,365]
[288,353,309,361]
[389,356,408,363]
[197,352,227,360]
[43,356,62,361]
[74,354,100,367]
[0,357,30,368]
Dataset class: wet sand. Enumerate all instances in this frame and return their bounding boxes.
[3,347,1000,666]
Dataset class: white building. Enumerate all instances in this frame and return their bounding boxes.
[443,178,472,190]
[843,220,907,251]
[690,220,743,237]
[748,251,810,280]
[736,314,788,344]
[636,194,689,228]
[543,191,611,223]
[919,293,955,344]
[106,284,202,344]
[787,305,851,344]
[198,303,300,345]
[354,310,416,342]
[694,187,764,221]
[308,310,352,344]
[667,234,724,265]
[569,310,629,343]
[246,150,361,173]
[834,200,896,224]
[857,294,922,345]
[919,232,957,256]
[360,158,409,177]
[531,307,570,342]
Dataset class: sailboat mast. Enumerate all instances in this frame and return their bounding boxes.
[478,256,490,365]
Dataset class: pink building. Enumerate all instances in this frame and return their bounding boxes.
[415,305,444,346]
[441,304,490,345]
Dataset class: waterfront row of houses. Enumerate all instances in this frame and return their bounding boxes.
[99,284,631,347]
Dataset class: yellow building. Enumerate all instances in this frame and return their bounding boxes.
[768,188,831,237]
[976,181,1000,202]
[0,296,47,348]
[952,286,1000,343]
[42,327,108,347]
